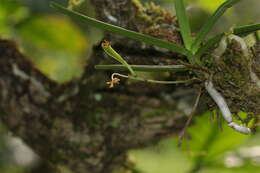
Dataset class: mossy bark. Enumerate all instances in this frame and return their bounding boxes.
[0,38,190,173]
[211,41,260,119]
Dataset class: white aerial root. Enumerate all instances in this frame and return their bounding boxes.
[213,36,227,61]
[228,35,250,59]
[214,34,250,60]
[205,80,251,134]
[213,34,260,89]
[228,34,260,89]
[231,34,260,89]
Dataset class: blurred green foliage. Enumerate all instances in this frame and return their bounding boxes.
[0,0,89,83]
[191,0,226,13]
[0,0,28,36]
[182,112,249,171]
[16,15,88,82]
[130,112,260,173]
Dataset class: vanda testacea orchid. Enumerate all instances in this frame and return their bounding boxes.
[51,0,260,135]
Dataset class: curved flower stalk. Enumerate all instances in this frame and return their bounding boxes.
[106,73,199,88]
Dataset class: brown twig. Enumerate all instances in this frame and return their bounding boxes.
[178,88,202,146]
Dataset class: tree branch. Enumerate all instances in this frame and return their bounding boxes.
[0,5,189,170]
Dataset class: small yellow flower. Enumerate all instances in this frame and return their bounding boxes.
[106,78,120,88]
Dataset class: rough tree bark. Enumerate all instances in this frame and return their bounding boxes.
[0,0,192,173]
[0,0,259,173]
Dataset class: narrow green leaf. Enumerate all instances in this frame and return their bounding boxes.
[234,23,260,36]
[101,41,136,76]
[191,0,241,54]
[50,2,192,57]
[195,33,224,58]
[195,23,260,58]
[175,0,193,50]
[95,64,188,72]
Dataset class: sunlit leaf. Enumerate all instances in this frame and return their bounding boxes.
[129,138,192,173]
[182,111,250,167]
[193,0,226,13]
[0,0,28,37]
[16,15,89,83]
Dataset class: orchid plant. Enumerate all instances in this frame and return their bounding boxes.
[51,0,260,134]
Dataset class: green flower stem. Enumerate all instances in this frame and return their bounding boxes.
[129,76,199,84]
[95,64,187,72]
[101,41,136,76]
[112,73,199,85]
